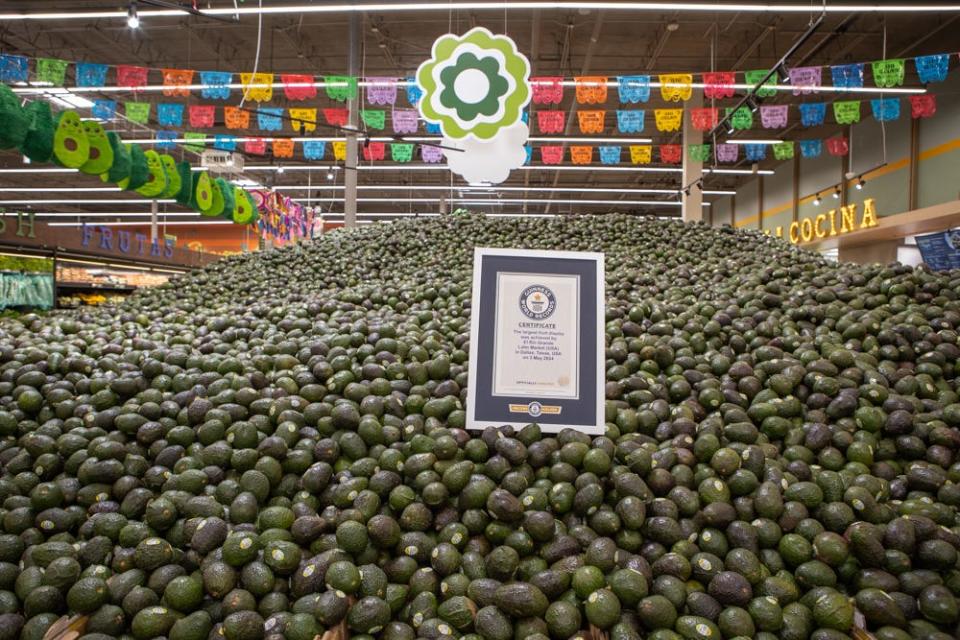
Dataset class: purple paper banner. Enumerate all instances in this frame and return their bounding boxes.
[789,66,822,95]
[421,145,444,163]
[367,77,398,105]
[392,109,419,134]
[760,105,788,129]
[715,143,739,163]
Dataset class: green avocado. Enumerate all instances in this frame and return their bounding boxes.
[205,177,225,217]
[191,171,214,213]
[233,188,258,224]
[121,145,150,191]
[79,120,114,175]
[52,110,90,168]
[135,150,168,198]
[102,133,131,184]
[217,178,236,220]
[19,101,55,163]
[0,84,29,149]
[174,162,194,206]
[159,155,182,199]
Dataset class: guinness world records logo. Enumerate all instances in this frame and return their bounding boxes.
[519,284,556,320]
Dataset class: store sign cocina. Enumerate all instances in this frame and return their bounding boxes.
[767,198,880,244]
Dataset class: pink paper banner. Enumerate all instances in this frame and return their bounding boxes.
[690,108,718,132]
[910,94,936,119]
[703,71,735,99]
[537,110,565,134]
[826,136,849,157]
[117,64,149,87]
[541,145,564,165]
[323,108,349,127]
[281,74,317,101]
[760,104,788,128]
[367,77,398,105]
[531,77,563,105]
[392,109,419,134]
[789,66,822,95]
[660,144,681,164]
[362,142,386,161]
[245,138,267,155]
[188,105,216,128]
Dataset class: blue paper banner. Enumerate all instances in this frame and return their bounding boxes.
[200,71,232,100]
[0,55,28,83]
[870,98,900,122]
[830,63,864,89]
[916,230,960,270]
[915,54,950,84]
[799,102,827,127]
[156,130,178,150]
[599,146,622,165]
[521,111,529,124]
[214,135,237,151]
[76,62,108,87]
[745,143,767,162]
[799,139,822,158]
[257,107,284,131]
[425,122,441,134]
[617,75,651,104]
[92,100,117,121]
[524,145,532,165]
[616,110,644,133]
[303,140,326,160]
[157,103,184,127]
[406,77,423,105]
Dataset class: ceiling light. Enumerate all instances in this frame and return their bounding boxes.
[277,165,285,174]
[726,139,781,145]
[127,2,140,28]
[832,189,840,199]
[813,194,821,206]
[327,171,335,180]
[666,21,680,31]
[855,177,865,190]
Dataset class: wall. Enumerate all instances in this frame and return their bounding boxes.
[713,70,960,233]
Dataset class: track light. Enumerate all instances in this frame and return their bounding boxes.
[326,171,334,180]
[695,180,703,191]
[813,194,821,206]
[276,165,285,175]
[127,2,140,28]
[855,177,865,190]
[682,186,691,197]
[832,188,840,199]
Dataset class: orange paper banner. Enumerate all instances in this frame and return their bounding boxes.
[240,72,274,102]
[224,106,250,130]
[654,109,683,132]
[161,69,194,97]
[289,108,318,133]
[575,76,608,104]
[659,73,693,102]
[629,145,652,165]
[272,139,295,158]
[577,110,606,134]
[570,145,594,165]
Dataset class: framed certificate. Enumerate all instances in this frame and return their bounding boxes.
[467,247,605,434]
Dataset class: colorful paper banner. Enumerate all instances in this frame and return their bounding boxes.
[0,55,27,83]
[744,69,777,97]
[760,105,788,129]
[570,145,594,164]
[156,130,177,151]
[532,77,564,105]
[541,145,564,165]
[690,107,718,132]
[406,77,424,105]
[830,63,864,89]
[872,59,905,88]
[92,100,117,121]
[289,108,317,133]
[715,143,738,163]
[392,109,420,134]
[524,145,532,166]
[281,74,317,101]
[241,72,274,102]
[616,110,644,133]
[833,100,861,125]
[660,144,681,164]
[273,139,295,159]
[117,65,149,88]
[325,75,357,102]
[910,94,936,118]
[363,142,386,161]
[257,107,284,131]
[36,58,68,86]
[214,135,237,152]
[629,145,652,165]
[799,139,822,158]
[157,103,184,127]
[577,110,605,134]
[77,62,108,87]
[772,141,794,160]
[599,146,621,165]
[654,109,683,132]
[575,76,608,104]
[617,75,650,104]
[745,143,766,162]
[535,110,563,134]
[703,71,735,99]
[162,69,194,97]
[184,132,207,153]
[367,78,398,105]
[688,144,711,162]
[826,136,849,157]
[333,140,347,161]
[224,106,250,130]
[421,145,444,163]
[245,138,267,155]
[915,54,949,84]
[303,140,326,160]
[425,122,441,134]
[362,110,386,130]
[660,74,693,102]
[727,106,753,130]
[391,143,414,163]
[200,71,232,100]
[323,108,349,127]
[189,105,216,128]
[124,102,151,125]
[870,97,900,122]
[789,66,821,95]
[799,102,826,127]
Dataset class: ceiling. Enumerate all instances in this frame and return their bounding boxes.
[0,1,958,226]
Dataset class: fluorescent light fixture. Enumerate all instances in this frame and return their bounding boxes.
[0,168,79,174]
[30,212,202,217]
[4,3,958,21]
[48,221,233,227]
[726,139,782,145]
[0,187,121,192]
[0,199,176,205]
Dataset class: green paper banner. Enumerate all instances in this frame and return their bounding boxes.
[727,106,753,130]
[744,70,777,97]
[184,132,207,153]
[391,143,414,163]
[361,110,386,130]
[773,142,794,160]
[36,58,69,86]
[325,76,358,102]
[872,59,905,88]
[688,144,711,162]
[833,100,861,125]
[124,102,151,124]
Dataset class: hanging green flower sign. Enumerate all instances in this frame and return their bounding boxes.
[417,27,531,141]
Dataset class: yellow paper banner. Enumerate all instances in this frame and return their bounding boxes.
[570,145,594,165]
[289,108,318,133]
[333,140,347,161]
[240,72,274,102]
[629,145,652,165]
[575,76,608,104]
[654,109,683,132]
[577,110,606,134]
[659,74,693,102]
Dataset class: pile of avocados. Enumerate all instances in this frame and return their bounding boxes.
[0,85,258,226]
[1,203,960,640]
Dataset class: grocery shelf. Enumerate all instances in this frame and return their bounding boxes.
[56,282,138,292]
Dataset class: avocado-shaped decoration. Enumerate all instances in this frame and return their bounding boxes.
[217,178,236,220]
[79,120,114,176]
[0,84,29,150]
[190,171,214,213]
[122,145,150,191]
[174,161,193,206]
[233,188,258,225]
[19,101,55,163]
[135,149,168,198]
[158,155,181,199]
[102,133,130,184]
[205,177,226,217]
[52,110,90,168]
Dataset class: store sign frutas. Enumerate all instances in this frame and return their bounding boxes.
[767,198,880,244]
[81,223,175,258]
